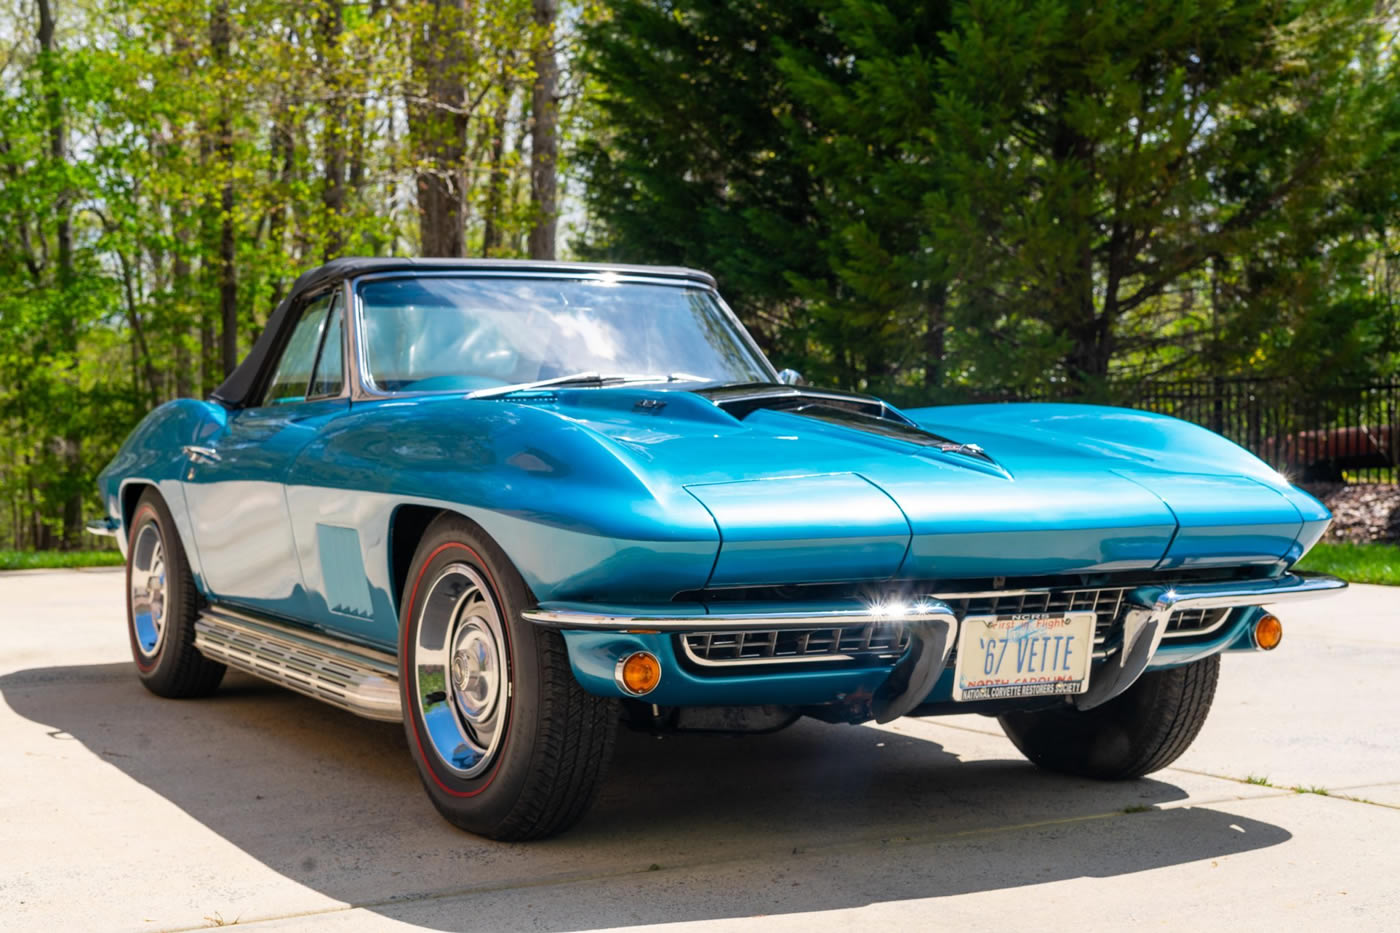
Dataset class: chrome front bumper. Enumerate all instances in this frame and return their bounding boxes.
[521,572,1346,633]
[524,572,1347,714]
[1075,571,1347,709]
[522,603,958,631]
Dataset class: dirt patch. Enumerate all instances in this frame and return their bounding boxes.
[1301,483,1400,543]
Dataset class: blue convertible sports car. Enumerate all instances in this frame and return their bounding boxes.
[94,258,1346,840]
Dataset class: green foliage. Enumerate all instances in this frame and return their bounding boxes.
[932,0,1397,386]
[775,1,956,393]
[0,549,123,571]
[4,0,1400,546]
[0,0,575,548]
[1296,541,1400,586]
[580,0,1400,395]
[577,1,839,360]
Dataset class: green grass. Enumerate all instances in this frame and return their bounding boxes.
[1245,775,1273,787]
[0,549,123,571]
[1295,540,1400,586]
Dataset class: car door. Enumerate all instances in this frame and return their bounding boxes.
[182,289,350,621]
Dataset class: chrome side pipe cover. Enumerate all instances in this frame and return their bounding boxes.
[194,607,402,722]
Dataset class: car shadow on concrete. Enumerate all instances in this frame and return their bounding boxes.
[1,662,1291,931]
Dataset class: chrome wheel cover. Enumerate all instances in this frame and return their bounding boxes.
[129,523,168,659]
[413,563,510,779]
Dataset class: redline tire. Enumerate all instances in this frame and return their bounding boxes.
[997,654,1220,780]
[399,514,618,840]
[126,489,225,698]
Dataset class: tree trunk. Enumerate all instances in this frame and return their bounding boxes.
[481,78,512,255]
[411,0,468,257]
[37,0,83,547]
[201,311,216,397]
[1064,313,1113,384]
[117,249,161,405]
[173,248,192,399]
[922,282,946,391]
[211,1,238,377]
[319,0,345,258]
[36,0,71,285]
[507,92,532,255]
[528,0,559,260]
[263,109,296,305]
[1050,113,1104,385]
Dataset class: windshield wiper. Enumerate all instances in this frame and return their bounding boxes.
[466,371,706,400]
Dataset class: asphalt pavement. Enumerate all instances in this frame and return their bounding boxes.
[1,568,1396,932]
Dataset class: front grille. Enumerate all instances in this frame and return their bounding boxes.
[1165,607,1231,636]
[678,586,1236,670]
[943,587,1127,652]
[681,623,911,666]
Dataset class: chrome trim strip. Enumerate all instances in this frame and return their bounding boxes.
[522,604,958,632]
[181,445,221,464]
[1072,572,1346,710]
[1162,608,1232,640]
[526,574,1343,637]
[194,606,401,722]
[707,288,782,383]
[343,277,372,403]
[1126,572,1347,614]
[680,644,869,667]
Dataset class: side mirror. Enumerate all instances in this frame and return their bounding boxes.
[776,368,804,386]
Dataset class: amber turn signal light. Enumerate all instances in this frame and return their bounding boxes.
[616,651,662,696]
[1254,613,1283,650]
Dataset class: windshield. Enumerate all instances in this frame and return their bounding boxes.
[357,276,772,393]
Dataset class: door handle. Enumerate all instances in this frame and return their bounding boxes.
[182,445,221,464]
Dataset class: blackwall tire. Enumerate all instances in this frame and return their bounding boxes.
[126,488,225,698]
[399,513,618,840]
[997,655,1220,780]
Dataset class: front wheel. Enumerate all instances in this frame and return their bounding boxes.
[126,488,225,698]
[997,655,1220,780]
[399,514,618,840]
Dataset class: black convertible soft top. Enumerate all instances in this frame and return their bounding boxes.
[210,257,717,408]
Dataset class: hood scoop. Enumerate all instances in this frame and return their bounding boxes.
[697,383,998,467]
[699,383,901,420]
[786,403,996,465]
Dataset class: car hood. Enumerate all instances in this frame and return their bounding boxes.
[497,386,1325,585]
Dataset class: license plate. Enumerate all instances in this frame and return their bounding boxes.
[952,612,1096,702]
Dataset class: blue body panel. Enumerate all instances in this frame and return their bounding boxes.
[99,387,1331,685]
[182,399,351,622]
[906,403,1328,572]
[687,474,910,585]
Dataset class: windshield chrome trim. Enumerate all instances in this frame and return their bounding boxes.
[345,270,778,402]
[709,287,780,384]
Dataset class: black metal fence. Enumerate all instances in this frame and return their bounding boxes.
[935,379,1400,484]
[1129,380,1400,483]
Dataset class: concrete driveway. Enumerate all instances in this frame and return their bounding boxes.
[2,569,1396,932]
